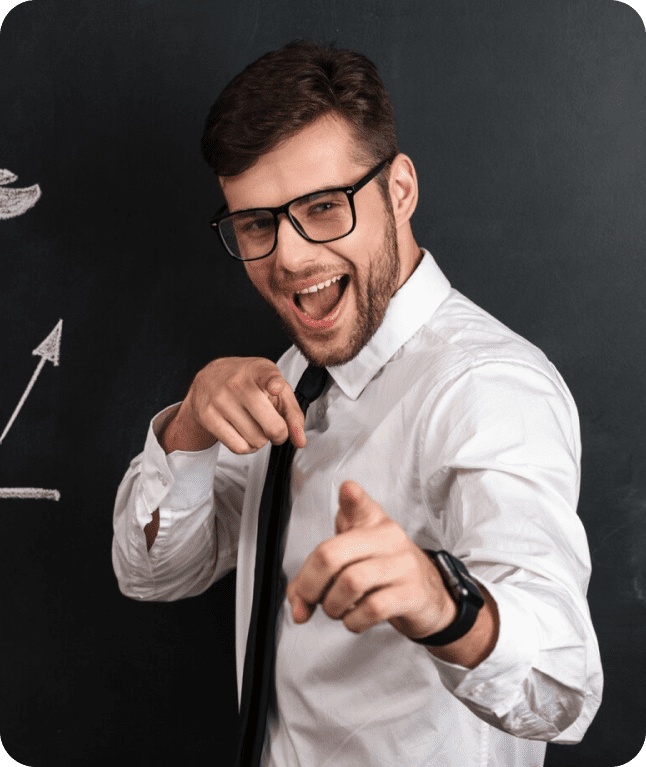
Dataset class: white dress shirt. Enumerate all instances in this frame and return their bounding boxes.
[112,250,603,767]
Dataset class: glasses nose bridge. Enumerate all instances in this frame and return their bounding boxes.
[274,200,308,242]
[271,204,320,268]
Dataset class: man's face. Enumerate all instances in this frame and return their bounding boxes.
[220,115,401,368]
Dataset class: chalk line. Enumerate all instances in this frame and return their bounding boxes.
[0,488,60,501]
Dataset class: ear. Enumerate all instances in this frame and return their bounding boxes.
[387,154,418,228]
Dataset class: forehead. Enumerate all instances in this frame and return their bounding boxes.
[220,114,368,211]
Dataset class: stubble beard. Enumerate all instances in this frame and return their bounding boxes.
[275,207,400,368]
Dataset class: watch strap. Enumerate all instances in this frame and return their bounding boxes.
[410,550,483,647]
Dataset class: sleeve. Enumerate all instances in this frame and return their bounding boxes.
[112,403,247,601]
[420,361,603,743]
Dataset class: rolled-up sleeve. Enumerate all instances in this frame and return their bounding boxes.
[112,404,246,601]
[422,361,603,742]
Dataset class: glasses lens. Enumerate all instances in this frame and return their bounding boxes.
[220,210,276,260]
[289,191,354,243]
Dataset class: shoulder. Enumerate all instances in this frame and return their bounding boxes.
[406,290,580,459]
[404,288,568,395]
[386,289,580,453]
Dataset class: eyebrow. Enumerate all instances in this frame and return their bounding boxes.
[228,181,351,215]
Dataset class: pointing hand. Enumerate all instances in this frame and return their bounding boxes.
[286,480,458,639]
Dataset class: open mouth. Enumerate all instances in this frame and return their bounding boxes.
[293,274,349,321]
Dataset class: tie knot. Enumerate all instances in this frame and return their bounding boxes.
[295,365,329,413]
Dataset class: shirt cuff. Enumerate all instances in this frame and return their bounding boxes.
[430,579,540,718]
[137,403,220,529]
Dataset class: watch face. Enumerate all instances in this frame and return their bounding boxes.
[435,552,461,601]
[435,551,484,608]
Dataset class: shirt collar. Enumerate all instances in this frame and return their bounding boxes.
[324,249,451,400]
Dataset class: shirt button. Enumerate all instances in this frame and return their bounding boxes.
[157,471,168,486]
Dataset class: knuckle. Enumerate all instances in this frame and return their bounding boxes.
[383,518,402,537]
[211,390,229,412]
[313,545,334,571]
[362,594,384,623]
[343,613,363,634]
[322,598,340,619]
[271,417,287,437]
[339,567,363,598]
[203,401,222,422]
[224,375,244,396]
[223,432,254,454]
[228,441,255,455]
[250,435,269,451]
[267,422,289,444]
[197,404,221,434]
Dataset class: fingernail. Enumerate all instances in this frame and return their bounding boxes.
[293,601,307,623]
[292,426,306,448]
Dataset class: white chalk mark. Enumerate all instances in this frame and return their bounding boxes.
[0,167,41,219]
[0,488,60,501]
[0,319,62,445]
[32,318,62,365]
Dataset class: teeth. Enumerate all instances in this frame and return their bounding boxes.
[296,275,342,295]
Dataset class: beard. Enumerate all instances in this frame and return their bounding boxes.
[274,204,400,368]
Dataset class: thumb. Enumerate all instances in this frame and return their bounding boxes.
[336,480,380,534]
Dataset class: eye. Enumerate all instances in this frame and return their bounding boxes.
[235,214,274,236]
[308,200,339,215]
[299,191,346,218]
[243,219,271,232]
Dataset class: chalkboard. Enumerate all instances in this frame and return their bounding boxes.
[0,1,644,766]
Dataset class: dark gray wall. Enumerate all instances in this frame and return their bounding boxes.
[0,1,644,765]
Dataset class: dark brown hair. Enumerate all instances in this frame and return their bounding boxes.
[201,40,398,186]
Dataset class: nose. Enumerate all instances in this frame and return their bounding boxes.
[272,213,320,273]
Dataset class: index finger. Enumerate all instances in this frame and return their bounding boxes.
[258,369,306,449]
[288,529,381,603]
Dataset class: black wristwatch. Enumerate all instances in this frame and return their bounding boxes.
[411,550,485,647]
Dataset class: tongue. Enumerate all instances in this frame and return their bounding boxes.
[298,281,342,320]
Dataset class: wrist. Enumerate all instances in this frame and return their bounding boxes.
[160,404,217,454]
[410,550,484,647]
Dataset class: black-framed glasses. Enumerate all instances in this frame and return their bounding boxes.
[210,157,392,261]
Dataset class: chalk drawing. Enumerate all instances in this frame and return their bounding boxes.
[0,320,62,501]
[0,162,57,503]
[0,169,41,219]
[0,320,62,444]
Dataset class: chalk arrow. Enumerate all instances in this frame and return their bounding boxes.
[0,319,62,445]
[0,168,41,219]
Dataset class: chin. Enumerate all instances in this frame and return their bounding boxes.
[294,339,360,368]
[279,315,374,368]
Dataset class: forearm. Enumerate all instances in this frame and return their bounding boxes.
[112,456,221,601]
[112,406,242,601]
[428,573,602,743]
[141,404,216,552]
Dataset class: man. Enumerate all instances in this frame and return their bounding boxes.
[113,41,602,766]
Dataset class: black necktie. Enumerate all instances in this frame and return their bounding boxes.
[236,364,329,767]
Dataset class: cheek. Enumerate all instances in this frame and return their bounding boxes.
[244,263,271,294]
[326,235,372,276]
